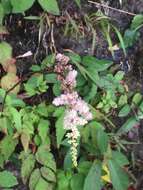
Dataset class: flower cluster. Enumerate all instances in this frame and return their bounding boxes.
[53,53,92,166]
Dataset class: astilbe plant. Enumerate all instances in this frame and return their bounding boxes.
[52,53,92,167]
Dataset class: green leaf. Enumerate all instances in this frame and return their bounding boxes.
[41,167,56,183]
[70,173,84,190]
[21,154,35,184]
[36,145,56,172]
[0,42,12,64]
[55,112,66,148]
[108,159,129,190]
[35,177,53,190]
[45,73,57,83]
[132,93,142,105]
[131,14,143,30]
[118,95,127,107]
[96,127,109,154]
[78,161,92,175]
[29,169,41,190]
[118,104,131,117]
[9,107,22,130]
[11,0,35,13]
[38,0,60,15]
[1,0,12,14]
[83,161,102,190]
[0,135,17,162]
[117,117,139,134]
[82,56,113,71]
[112,151,129,166]
[114,71,125,81]
[74,0,81,8]
[52,82,61,96]
[56,171,70,190]
[36,103,49,117]
[0,171,18,188]
[0,3,4,25]
[38,119,49,144]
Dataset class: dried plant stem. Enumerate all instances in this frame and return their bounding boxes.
[88,1,137,16]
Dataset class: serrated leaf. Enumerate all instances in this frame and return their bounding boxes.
[108,159,129,190]
[0,171,18,188]
[29,169,41,190]
[21,154,35,184]
[41,167,56,183]
[38,0,60,15]
[83,161,102,190]
[11,0,35,13]
[118,104,131,117]
[36,145,56,172]
[117,117,139,134]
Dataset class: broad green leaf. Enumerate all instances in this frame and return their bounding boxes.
[45,73,57,83]
[35,177,53,190]
[29,169,41,190]
[78,161,92,175]
[38,119,49,143]
[21,154,35,184]
[55,112,66,148]
[132,93,142,105]
[36,145,56,172]
[96,127,109,154]
[41,167,56,183]
[114,71,124,81]
[36,103,49,117]
[131,14,143,30]
[52,82,61,96]
[9,107,22,129]
[64,150,72,170]
[56,170,70,190]
[0,3,4,25]
[0,42,12,64]
[70,173,84,190]
[108,159,129,190]
[117,117,139,134]
[85,84,97,102]
[83,161,102,190]
[0,135,17,161]
[1,0,12,14]
[112,151,129,166]
[118,104,131,117]
[82,56,113,71]
[118,95,127,107]
[11,0,35,13]
[0,171,18,188]
[38,0,60,15]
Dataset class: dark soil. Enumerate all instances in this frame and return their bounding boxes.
[1,0,143,189]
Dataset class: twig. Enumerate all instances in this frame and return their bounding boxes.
[88,1,137,16]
